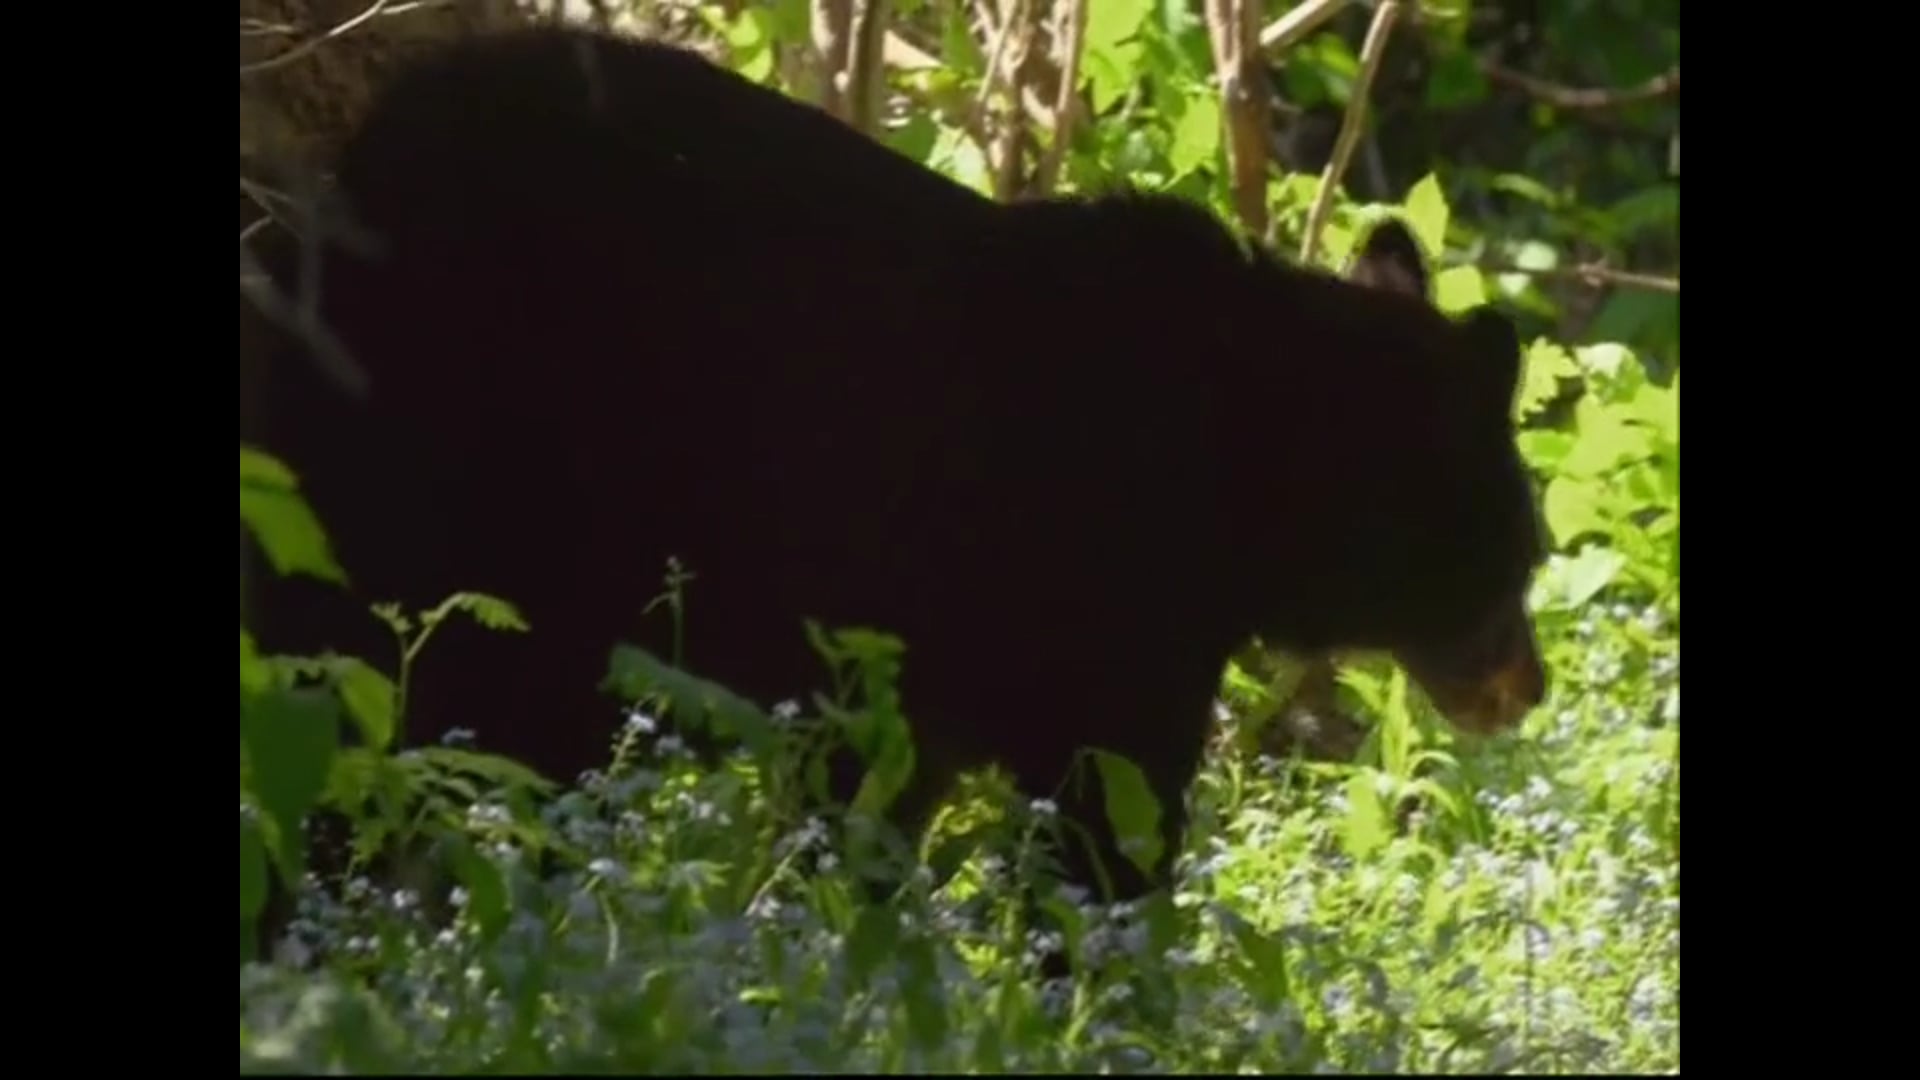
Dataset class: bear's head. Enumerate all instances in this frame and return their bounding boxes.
[1245,217,1549,737]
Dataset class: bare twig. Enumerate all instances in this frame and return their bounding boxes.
[1258,0,1352,52]
[240,0,397,77]
[811,0,854,118]
[975,0,1040,200]
[1479,62,1679,111]
[1034,0,1088,196]
[239,237,371,400]
[972,0,1021,125]
[1300,1,1400,265]
[1204,0,1273,239]
[1477,260,1680,294]
[845,0,894,135]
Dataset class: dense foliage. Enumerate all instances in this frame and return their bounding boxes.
[240,0,1678,1072]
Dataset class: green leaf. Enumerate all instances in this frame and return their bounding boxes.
[1433,266,1485,313]
[1562,396,1655,477]
[1341,772,1390,860]
[1085,0,1153,51]
[240,446,347,586]
[427,591,530,634]
[1517,430,1574,471]
[240,686,341,881]
[1630,379,1679,447]
[240,628,271,698]
[1167,89,1221,178]
[1544,476,1609,548]
[1516,340,1579,421]
[1089,749,1165,878]
[409,746,558,797]
[1403,174,1450,257]
[725,7,774,82]
[240,444,296,488]
[603,644,775,757]
[324,656,398,752]
[927,127,992,197]
[1082,44,1140,114]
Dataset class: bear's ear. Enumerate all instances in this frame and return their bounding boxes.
[1347,217,1430,300]
[1460,305,1524,424]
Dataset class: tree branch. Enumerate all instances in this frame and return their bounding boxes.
[1479,61,1679,111]
[1300,1,1399,264]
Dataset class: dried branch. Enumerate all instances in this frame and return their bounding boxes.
[845,0,894,135]
[1033,0,1087,196]
[811,0,854,119]
[1258,0,1352,52]
[1300,1,1400,265]
[1206,0,1275,239]
[887,30,1060,131]
[240,0,398,77]
[1479,62,1679,111]
[1477,260,1680,294]
[975,0,1040,200]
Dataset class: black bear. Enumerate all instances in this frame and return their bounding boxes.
[243,25,1546,914]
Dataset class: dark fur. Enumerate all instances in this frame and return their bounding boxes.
[243,26,1546,918]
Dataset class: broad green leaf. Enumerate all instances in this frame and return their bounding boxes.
[1167,90,1221,178]
[1562,396,1656,476]
[1341,772,1390,860]
[1403,174,1450,258]
[1082,44,1140,114]
[1631,380,1679,447]
[848,706,916,818]
[239,445,296,488]
[1434,266,1486,313]
[240,628,270,698]
[1544,476,1609,548]
[1518,430,1575,471]
[240,446,346,586]
[1085,0,1153,51]
[1090,748,1165,877]
[725,7,773,82]
[240,686,340,880]
[325,656,398,752]
[1517,340,1579,421]
[927,127,992,197]
[766,0,810,44]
